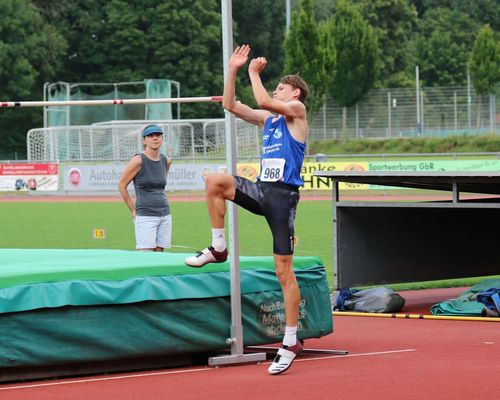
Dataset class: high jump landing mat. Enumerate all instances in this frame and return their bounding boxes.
[0,249,333,382]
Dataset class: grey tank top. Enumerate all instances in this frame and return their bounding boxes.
[133,153,170,217]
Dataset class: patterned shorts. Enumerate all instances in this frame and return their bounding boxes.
[233,176,300,255]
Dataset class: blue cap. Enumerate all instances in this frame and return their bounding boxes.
[142,125,163,137]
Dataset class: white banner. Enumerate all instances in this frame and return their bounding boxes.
[63,164,229,191]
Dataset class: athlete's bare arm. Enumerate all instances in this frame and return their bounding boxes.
[222,45,271,128]
[248,58,308,143]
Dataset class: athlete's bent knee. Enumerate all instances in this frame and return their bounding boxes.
[206,174,235,199]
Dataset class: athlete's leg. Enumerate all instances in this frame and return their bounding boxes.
[264,186,304,374]
[268,254,303,375]
[274,254,301,328]
[205,173,236,228]
[184,173,235,267]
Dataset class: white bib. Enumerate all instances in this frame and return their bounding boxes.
[260,158,285,182]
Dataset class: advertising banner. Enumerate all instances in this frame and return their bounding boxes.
[0,163,58,191]
[63,164,229,191]
[368,159,500,172]
[368,159,500,189]
[237,161,370,190]
[62,159,500,192]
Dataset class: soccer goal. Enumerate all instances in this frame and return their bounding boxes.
[27,119,260,161]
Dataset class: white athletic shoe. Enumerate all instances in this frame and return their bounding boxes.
[268,340,303,375]
[184,246,228,268]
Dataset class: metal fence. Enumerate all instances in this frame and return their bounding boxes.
[25,84,500,162]
[309,85,499,141]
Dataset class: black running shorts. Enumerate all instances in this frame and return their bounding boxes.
[232,176,300,255]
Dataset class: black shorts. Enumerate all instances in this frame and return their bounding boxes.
[232,176,300,255]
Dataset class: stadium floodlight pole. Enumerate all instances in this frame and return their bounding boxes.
[286,0,291,33]
[208,0,266,367]
[0,96,223,108]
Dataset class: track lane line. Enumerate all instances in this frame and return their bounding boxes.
[0,348,416,391]
[294,348,416,363]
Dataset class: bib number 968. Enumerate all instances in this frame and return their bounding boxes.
[263,167,282,180]
[261,158,285,182]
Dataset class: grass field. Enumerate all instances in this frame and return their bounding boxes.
[0,198,332,271]
[1,198,497,290]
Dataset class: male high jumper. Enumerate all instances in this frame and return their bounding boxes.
[185,44,309,375]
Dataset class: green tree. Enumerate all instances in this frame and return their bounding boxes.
[416,31,468,87]
[148,0,223,119]
[326,1,378,106]
[326,1,378,137]
[231,0,286,107]
[469,24,500,131]
[233,0,285,86]
[411,0,500,31]
[284,0,335,119]
[0,0,66,158]
[50,0,224,119]
[356,0,417,87]
[413,8,479,86]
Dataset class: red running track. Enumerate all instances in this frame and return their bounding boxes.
[1,288,498,400]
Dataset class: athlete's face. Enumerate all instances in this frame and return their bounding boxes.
[273,83,299,102]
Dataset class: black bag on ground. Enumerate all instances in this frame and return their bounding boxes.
[342,287,405,313]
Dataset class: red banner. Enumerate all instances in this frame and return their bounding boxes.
[0,163,58,176]
[0,163,59,191]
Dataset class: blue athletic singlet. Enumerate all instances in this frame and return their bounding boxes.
[258,116,306,187]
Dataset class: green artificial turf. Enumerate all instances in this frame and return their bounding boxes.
[1,200,497,290]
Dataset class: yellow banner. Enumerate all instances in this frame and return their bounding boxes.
[301,162,369,190]
[236,162,369,190]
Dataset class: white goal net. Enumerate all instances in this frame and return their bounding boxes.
[27,119,260,161]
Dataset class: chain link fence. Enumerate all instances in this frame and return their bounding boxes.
[309,85,499,141]
[22,84,500,163]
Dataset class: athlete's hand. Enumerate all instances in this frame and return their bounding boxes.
[229,44,250,69]
[249,57,267,74]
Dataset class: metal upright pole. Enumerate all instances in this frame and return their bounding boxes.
[387,92,392,137]
[323,99,327,140]
[420,90,425,134]
[467,71,472,130]
[286,0,291,33]
[454,91,458,131]
[355,103,359,138]
[416,66,420,136]
[490,94,495,133]
[209,0,266,366]
[43,82,48,128]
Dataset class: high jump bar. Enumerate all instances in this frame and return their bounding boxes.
[0,96,223,108]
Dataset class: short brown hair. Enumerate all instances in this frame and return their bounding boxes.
[280,74,309,104]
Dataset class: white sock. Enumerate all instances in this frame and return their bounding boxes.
[211,228,226,252]
[283,326,297,347]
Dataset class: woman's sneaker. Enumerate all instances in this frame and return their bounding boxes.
[268,340,303,375]
[184,246,228,268]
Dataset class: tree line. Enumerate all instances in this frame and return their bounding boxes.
[0,0,498,158]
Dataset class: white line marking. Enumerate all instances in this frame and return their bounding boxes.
[0,349,416,391]
[0,367,212,391]
[294,348,417,363]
